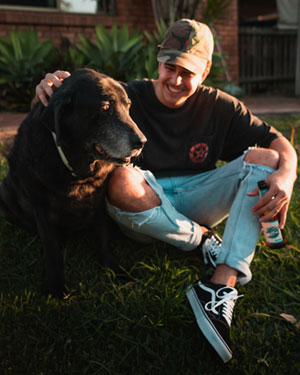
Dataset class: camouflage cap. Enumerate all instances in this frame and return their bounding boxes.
[157,19,214,74]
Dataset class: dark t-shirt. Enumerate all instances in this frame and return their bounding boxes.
[122,79,281,177]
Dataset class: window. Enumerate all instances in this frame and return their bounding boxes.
[0,0,116,14]
[0,0,56,7]
[98,0,115,14]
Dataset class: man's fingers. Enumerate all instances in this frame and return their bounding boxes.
[43,74,61,89]
[53,70,71,78]
[39,93,49,107]
[278,206,288,229]
[252,190,273,214]
[33,71,71,107]
[259,205,287,229]
[258,195,288,227]
[36,86,49,107]
[254,192,285,216]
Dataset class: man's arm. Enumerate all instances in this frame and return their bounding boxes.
[250,136,297,228]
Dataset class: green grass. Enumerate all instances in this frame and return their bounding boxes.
[0,115,300,375]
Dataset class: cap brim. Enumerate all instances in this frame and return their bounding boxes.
[157,50,208,74]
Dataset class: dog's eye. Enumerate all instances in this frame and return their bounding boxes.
[101,103,110,111]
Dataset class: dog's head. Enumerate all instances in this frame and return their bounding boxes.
[41,68,146,176]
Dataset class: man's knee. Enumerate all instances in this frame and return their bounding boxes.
[244,148,279,170]
[107,166,161,212]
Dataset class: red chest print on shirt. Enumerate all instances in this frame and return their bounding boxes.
[189,143,209,163]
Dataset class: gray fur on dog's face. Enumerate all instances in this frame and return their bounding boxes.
[42,69,146,176]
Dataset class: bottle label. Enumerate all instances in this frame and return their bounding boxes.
[261,220,283,244]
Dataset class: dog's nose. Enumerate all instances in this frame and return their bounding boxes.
[133,133,147,149]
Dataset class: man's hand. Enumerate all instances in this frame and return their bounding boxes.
[247,137,297,229]
[31,70,70,108]
[248,169,294,229]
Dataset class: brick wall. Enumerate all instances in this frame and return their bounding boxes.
[214,0,239,83]
[0,0,156,45]
[0,0,238,83]
[194,0,239,83]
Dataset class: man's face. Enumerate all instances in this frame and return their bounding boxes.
[154,62,208,108]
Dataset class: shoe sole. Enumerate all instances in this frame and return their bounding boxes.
[186,286,232,363]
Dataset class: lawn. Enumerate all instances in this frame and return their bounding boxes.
[0,114,299,375]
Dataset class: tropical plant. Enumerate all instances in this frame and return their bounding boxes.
[150,0,231,24]
[138,44,159,80]
[151,0,201,22]
[201,0,232,24]
[137,18,170,80]
[55,37,89,72]
[0,29,55,111]
[75,23,144,81]
[144,17,170,48]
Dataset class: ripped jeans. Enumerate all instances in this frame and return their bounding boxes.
[106,151,275,285]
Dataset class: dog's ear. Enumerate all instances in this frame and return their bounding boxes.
[41,98,71,146]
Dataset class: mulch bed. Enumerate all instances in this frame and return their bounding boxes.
[0,136,14,159]
[0,112,26,158]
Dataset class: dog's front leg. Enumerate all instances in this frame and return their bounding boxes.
[92,210,132,283]
[93,211,120,271]
[34,208,65,299]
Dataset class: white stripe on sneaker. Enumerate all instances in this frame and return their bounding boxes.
[186,285,232,363]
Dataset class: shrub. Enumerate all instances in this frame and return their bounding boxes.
[0,29,55,112]
[0,22,229,112]
[74,23,144,81]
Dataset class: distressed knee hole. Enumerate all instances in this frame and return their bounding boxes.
[244,148,279,170]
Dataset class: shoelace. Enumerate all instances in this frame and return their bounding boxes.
[207,236,221,257]
[203,235,222,259]
[205,287,243,326]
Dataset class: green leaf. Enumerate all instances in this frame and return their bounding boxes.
[117,23,129,47]
[0,28,55,111]
[9,30,23,61]
[111,23,118,52]
[95,23,112,56]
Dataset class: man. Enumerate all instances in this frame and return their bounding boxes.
[33,19,297,363]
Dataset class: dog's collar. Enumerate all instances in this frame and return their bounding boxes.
[51,131,77,177]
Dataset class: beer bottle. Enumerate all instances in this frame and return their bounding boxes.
[257,180,286,248]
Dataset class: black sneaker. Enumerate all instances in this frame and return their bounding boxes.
[200,227,222,268]
[186,280,242,363]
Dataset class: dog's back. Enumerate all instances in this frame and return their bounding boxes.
[0,104,50,232]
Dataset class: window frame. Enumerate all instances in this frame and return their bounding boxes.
[0,0,116,14]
